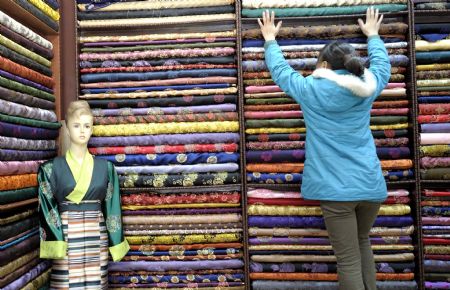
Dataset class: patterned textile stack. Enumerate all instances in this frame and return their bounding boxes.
[415,22,450,180]
[246,188,417,290]
[12,0,59,31]
[76,0,245,288]
[241,0,408,18]
[421,188,450,289]
[0,9,59,290]
[242,21,414,185]
[413,0,450,10]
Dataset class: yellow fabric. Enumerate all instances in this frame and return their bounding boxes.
[65,150,94,204]
[109,239,130,262]
[246,127,306,134]
[78,0,235,11]
[122,203,240,210]
[0,249,38,277]
[416,63,450,71]
[417,78,450,87]
[80,87,237,99]
[416,39,450,51]
[248,204,410,216]
[126,233,241,245]
[370,123,408,130]
[40,240,67,259]
[79,30,236,43]
[0,35,51,67]
[93,121,239,136]
[28,0,60,21]
[79,14,236,28]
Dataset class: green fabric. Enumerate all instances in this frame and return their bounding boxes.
[0,187,37,204]
[421,168,450,180]
[40,240,67,259]
[245,97,294,105]
[81,41,236,52]
[245,118,305,128]
[0,75,55,101]
[65,150,94,204]
[0,113,60,129]
[242,4,407,17]
[417,86,450,91]
[0,35,51,67]
[370,116,408,125]
[420,145,450,157]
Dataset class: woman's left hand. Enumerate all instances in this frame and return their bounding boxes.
[258,10,282,42]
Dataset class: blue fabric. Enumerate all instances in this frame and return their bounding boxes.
[243,37,403,47]
[384,169,414,181]
[98,153,240,166]
[416,51,450,64]
[80,68,237,83]
[424,260,450,272]
[419,33,450,42]
[252,280,417,290]
[109,273,244,284]
[376,147,410,159]
[0,229,39,250]
[263,36,390,202]
[43,0,59,10]
[422,206,450,216]
[247,173,302,183]
[81,83,230,94]
[422,123,450,133]
[418,96,450,103]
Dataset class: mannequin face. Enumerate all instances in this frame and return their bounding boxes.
[67,114,93,146]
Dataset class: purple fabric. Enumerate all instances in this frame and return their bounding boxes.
[423,217,450,225]
[93,104,237,117]
[109,282,244,288]
[116,163,238,174]
[89,133,239,147]
[83,38,236,47]
[109,259,244,271]
[248,216,414,228]
[421,123,450,133]
[248,236,412,245]
[0,121,59,140]
[122,208,241,215]
[425,282,450,289]
[0,160,44,175]
[2,260,51,290]
[0,69,53,93]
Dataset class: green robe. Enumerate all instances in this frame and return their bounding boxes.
[37,156,129,261]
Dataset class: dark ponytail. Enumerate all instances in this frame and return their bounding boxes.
[318,41,365,77]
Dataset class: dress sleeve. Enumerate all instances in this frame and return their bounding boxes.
[264,40,307,104]
[104,161,130,262]
[367,35,391,98]
[38,161,67,259]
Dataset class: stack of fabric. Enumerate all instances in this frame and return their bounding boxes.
[247,187,417,290]
[12,0,59,31]
[422,188,450,290]
[413,0,450,10]
[76,0,245,288]
[241,0,408,18]
[416,22,450,180]
[242,21,413,185]
[0,9,59,290]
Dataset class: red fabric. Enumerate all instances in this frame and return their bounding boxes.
[418,114,450,124]
[423,190,450,197]
[423,238,450,245]
[121,192,241,206]
[425,254,450,260]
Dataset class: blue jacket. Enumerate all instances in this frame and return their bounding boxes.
[264,36,391,202]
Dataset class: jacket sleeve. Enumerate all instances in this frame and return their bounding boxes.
[38,162,67,259]
[367,35,391,98]
[264,40,306,104]
[103,161,130,262]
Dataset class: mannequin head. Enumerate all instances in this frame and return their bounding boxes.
[65,100,93,147]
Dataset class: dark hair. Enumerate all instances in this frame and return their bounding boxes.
[318,41,364,77]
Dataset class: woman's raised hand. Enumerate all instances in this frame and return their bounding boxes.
[258,10,282,42]
[358,6,383,37]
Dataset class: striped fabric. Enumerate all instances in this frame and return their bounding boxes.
[50,206,108,289]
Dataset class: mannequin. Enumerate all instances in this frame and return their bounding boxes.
[37,100,129,289]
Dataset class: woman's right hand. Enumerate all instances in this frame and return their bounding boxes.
[358,6,383,37]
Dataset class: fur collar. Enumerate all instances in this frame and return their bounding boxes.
[312,68,377,98]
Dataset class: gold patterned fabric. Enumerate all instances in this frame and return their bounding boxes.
[416,40,450,51]
[417,63,450,71]
[28,0,60,21]
[78,0,235,11]
[93,121,239,136]
[0,249,39,277]
[80,87,237,99]
[248,204,410,216]
[79,31,236,43]
[123,214,241,225]
[0,173,37,191]
[126,233,241,245]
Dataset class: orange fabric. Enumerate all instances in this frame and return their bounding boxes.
[0,173,37,191]
[380,159,413,170]
[247,163,304,173]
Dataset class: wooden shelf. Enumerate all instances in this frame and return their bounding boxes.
[0,0,58,35]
